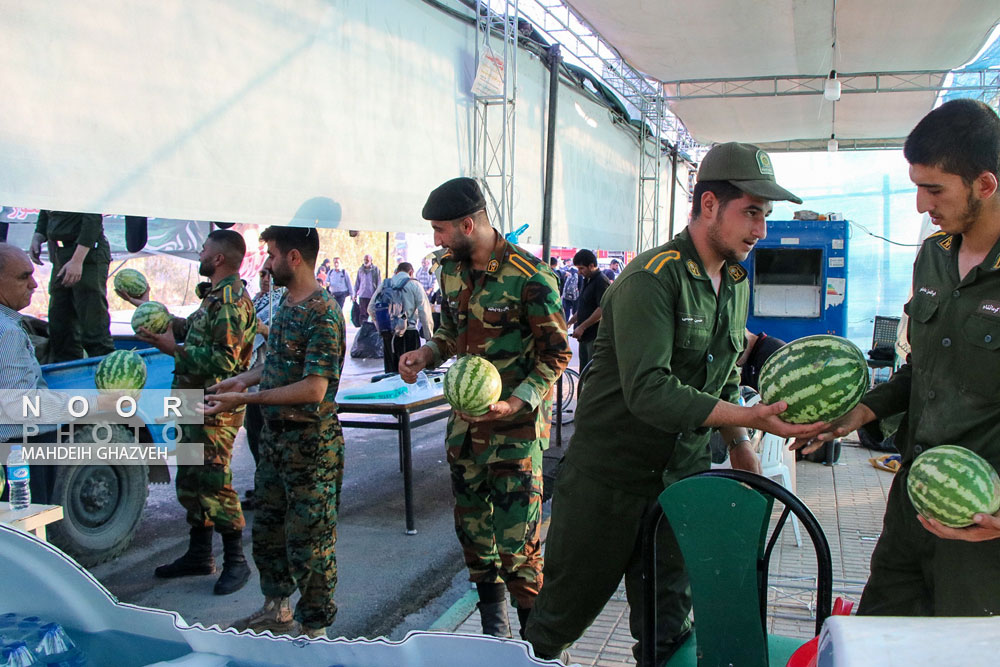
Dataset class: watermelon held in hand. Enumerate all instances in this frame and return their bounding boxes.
[114,268,148,298]
[758,334,869,424]
[131,301,172,334]
[907,445,1000,528]
[443,355,503,416]
[95,350,148,391]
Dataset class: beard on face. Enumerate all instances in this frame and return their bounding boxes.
[448,233,474,262]
[269,259,294,287]
[198,259,214,277]
[706,218,743,264]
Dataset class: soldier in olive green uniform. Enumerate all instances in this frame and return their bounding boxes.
[204,226,345,639]
[399,178,571,640]
[29,210,114,362]
[802,100,1000,616]
[134,230,256,596]
[525,144,814,664]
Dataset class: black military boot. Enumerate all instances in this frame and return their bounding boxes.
[214,530,251,595]
[476,582,511,638]
[155,526,216,578]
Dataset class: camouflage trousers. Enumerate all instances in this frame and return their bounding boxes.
[448,437,544,609]
[176,420,245,532]
[253,420,344,629]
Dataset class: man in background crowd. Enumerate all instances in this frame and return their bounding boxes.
[566,249,610,373]
[354,254,381,322]
[326,256,353,310]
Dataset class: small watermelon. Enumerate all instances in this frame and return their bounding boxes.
[908,445,1000,528]
[114,268,149,298]
[95,350,148,390]
[758,334,869,424]
[443,355,503,416]
[131,301,172,334]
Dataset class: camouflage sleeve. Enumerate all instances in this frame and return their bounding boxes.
[174,303,254,378]
[303,304,344,382]
[510,269,571,410]
[427,275,458,366]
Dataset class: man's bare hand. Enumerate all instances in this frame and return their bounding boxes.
[207,377,247,395]
[29,233,45,265]
[136,325,178,356]
[917,512,1000,542]
[743,400,828,440]
[790,403,877,455]
[728,441,762,475]
[199,392,246,416]
[399,347,433,383]
[115,284,150,306]
[458,396,525,423]
[56,258,85,287]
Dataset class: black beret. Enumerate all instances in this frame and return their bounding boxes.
[421,177,487,221]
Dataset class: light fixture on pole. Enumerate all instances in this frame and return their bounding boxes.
[827,134,839,152]
[824,70,841,101]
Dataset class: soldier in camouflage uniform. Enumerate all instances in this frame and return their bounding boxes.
[130,229,256,595]
[204,226,345,639]
[399,177,571,640]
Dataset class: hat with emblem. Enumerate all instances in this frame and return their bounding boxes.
[422,177,488,221]
[696,142,803,204]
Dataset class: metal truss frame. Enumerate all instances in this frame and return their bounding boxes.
[473,0,519,236]
[664,68,1000,101]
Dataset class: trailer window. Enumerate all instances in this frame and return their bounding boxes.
[752,248,823,318]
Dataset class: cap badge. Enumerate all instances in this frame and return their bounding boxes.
[755,150,774,176]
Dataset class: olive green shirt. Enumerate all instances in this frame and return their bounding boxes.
[566,228,749,495]
[861,230,1000,469]
[34,210,105,249]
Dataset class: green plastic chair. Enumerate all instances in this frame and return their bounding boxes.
[641,469,833,667]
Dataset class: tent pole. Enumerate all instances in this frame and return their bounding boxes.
[668,144,678,240]
[541,44,561,261]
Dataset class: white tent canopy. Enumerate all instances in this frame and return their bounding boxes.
[566,0,1000,149]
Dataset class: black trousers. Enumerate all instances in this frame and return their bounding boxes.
[380,329,421,374]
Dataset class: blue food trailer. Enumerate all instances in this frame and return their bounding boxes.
[744,219,849,342]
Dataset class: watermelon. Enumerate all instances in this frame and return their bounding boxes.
[758,334,869,424]
[114,268,149,298]
[95,350,148,390]
[131,301,172,334]
[443,355,503,416]
[907,445,1000,528]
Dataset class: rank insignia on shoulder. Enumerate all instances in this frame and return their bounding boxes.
[728,264,748,282]
[937,235,953,251]
[993,253,1000,270]
[644,250,680,274]
[686,260,701,277]
[487,258,500,273]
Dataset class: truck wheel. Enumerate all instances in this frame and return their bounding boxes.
[46,464,149,567]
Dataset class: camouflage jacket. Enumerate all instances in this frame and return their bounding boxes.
[427,231,571,458]
[171,273,256,394]
[260,288,345,424]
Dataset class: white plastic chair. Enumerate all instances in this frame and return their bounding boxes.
[740,387,802,547]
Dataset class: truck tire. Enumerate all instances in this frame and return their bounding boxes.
[46,464,149,567]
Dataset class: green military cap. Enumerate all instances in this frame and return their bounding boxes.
[697,142,803,205]
[422,177,487,221]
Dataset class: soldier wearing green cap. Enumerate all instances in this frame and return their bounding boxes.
[399,177,572,641]
[796,99,1000,616]
[523,143,823,664]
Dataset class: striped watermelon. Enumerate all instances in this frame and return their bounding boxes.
[908,445,1000,528]
[443,355,502,416]
[131,301,171,334]
[95,350,148,390]
[114,268,149,298]
[758,334,869,424]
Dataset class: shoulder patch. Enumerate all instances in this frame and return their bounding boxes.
[508,253,537,278]
[728,264,748,282]
[936,234,953,251]
[220,284,236,304]
[644,250,680,274]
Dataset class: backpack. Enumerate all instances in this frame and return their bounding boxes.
[372,278,412,335]
[561,269,580,301]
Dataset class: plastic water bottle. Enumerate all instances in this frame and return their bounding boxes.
[7,444,31,511]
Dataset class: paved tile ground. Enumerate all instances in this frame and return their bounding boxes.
[450,437,895,665]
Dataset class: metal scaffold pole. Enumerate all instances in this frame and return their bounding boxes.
[473,0,519,236]
[636,94,664,252]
